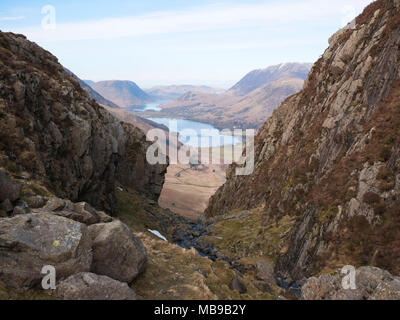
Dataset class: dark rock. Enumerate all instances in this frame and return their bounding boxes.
[254,280,272,293]
[0,199,13,213]
[12,206,27,215]
[230,275,247,294]
[26,196,46,209]
[0,172,22,202]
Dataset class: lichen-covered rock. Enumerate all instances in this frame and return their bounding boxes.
[0,212,92,289]
[55,272,137,300]
[88,221,147,282]
[302,267,400,300]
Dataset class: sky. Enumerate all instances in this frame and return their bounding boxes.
[0,0,374,88]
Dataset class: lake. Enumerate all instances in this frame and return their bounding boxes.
[147,118,242,148]
[127,99,171,112]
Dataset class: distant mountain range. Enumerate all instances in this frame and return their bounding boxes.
[139,62,312,130]
[145,85,225,100]
[90,80,153,108]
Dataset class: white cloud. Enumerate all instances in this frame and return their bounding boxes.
[0,16,25,21]
[15,0,373,42]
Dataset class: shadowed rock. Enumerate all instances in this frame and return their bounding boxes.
[0,171,22,202]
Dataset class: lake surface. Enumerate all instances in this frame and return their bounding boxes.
[147,118,242,148]
[127,99,171,112]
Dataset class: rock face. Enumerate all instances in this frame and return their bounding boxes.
[207,0,400,280]
[302,267,400,300]
[55,272,138,300]
[88,221,147,282]
[0,212,92,289]
[0,31,167,216]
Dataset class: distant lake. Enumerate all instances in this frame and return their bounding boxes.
[127,100,171,112]
[147,118,242,148]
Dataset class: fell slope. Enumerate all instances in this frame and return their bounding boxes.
[206,0,400,281]
[91,80,152,108]
[228,63,312,97]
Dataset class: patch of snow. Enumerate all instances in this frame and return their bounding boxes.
[148,229,168,242]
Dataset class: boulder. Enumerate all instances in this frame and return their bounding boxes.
[0,199,13,213]
[39,198,113,225]
[55,272,138,300]
[0,212,92,289]
[230,274,247,294]
[256,261,276,284]
[26,195,47,209]
[88,221,147,282]
[301,267,400,300]
[0,171,22,202]
[254,280,272,293]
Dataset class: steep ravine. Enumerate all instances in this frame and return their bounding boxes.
[206,0,400,292]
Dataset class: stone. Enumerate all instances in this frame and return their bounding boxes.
[301,267,400,300]
[43,197,67,211]
[88,221,147,282]
[55,272,138,300]
[0,171,22,202]
[230,275,247,294]
[254,280,272,293]
[0,212,92,289]
[12,206,27,215]
[256,261,276,284]
[26,195,46,209]
[0,210,7,218]
[0,199,14,213]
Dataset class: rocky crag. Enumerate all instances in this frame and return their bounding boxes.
[206,0,400,293]
[0,31,166,216]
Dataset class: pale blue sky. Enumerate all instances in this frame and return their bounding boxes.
[0,0,373,88]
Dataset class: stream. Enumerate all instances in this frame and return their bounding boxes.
[171,221,302,297]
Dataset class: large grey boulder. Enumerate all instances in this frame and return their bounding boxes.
[88,221,147,283]
[0,171,22,202]
[55,272,138,300]
[302,267,400,300]
[0,212,92,289]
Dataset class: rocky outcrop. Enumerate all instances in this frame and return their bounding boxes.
[55,272,138,300]
[0,31,167,216]
[0,212,92,289]
[302,267,400,300]
[206,0,400,280]
[88,221,147,282]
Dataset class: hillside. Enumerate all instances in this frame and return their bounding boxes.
[64,69,120,109]
[228,63,312,97]
[140,63,311,130]
[206,0,400,284]
[90,80,152,108]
